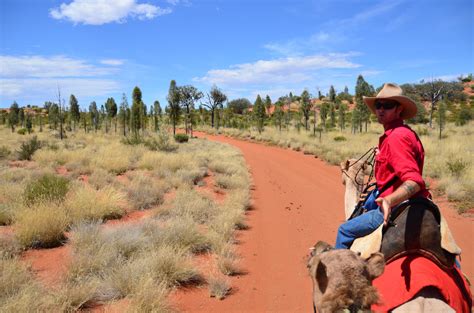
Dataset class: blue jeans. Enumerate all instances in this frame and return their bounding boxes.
[335,207,384,249]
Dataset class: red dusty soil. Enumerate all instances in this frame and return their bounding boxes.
[172,132,474,313]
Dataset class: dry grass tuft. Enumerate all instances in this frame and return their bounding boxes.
[14,201,68,248]
[124,172,167,210]
[65,185,125,223]
[208,274,231,300]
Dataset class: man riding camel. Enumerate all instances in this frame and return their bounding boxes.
[335,82,430,249]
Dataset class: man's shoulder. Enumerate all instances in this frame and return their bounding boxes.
[388,125,416,140]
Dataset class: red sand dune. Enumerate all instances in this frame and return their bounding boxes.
[172,132,474,313]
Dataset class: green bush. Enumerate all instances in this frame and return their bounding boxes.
[17,128,27,135]
[333,136,347,142]
[174,134,189,143]
[145,131,178,152]
[0,146,11,159]
[446,159,469,178]
[121,136,143,146]
[24,174,69,205]
[17,136,42,160]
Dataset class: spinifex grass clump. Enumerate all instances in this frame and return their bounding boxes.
[17,136,42,161]
[174,133,189,143]
[14,201,68,248]
[24,173,69,205]
[124,173,167,210]
[65,185,125,223]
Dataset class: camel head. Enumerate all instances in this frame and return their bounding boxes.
[340,159,372,187]
[340,159,373,220]
[307,241,385,313]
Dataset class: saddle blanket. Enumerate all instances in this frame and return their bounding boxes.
[372,255,472,312]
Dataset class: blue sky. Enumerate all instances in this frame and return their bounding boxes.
[0,0,472,109]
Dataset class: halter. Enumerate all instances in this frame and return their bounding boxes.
[341,147,377,192]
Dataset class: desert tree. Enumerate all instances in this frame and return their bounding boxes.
[105,97,117,133]
[329,103,336,128]
[265,95,272,111]
[26,114,33,134]
[8,101,20,132]
[228,98,251,114]
[118,93,129,136]
[69,94,80,131]
[179,85,203,137]
[48,103,59,130]
[152,100,162,132]
[338,102,347,131]
[273,101,284,132]
[355,75,373,132]
[253,95,266,133]
[436,101,447,139]
[455,102,472,126]
[320,102,329,130]
[299,89,312,130]
[329,85,336,102]
[19,108,25,128]
[203,85,227,129]
[89,101,100,132]
[131,86,144,137]
[167,80,181,135]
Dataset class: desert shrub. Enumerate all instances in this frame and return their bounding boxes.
[0,258,50,311]
[208,275,231,300]
[0,146,11,159]
[16,128,27,135]
[65,186,125,223]
[174,134,189,143]
[0,235,21,259]
[216,244,240,276]
[127,279,172,313]
[125,174,166,210]
[145,131,178,152]
[215,174,247,190]
[160,218,210,253]
[88,168,116,190]
[446,159,469,178]
[121,136,143,146]
[23,173,69,205]
[333,135,347,142]
[160,188,216,224]
[0,203,14,226]
[53,278,102,311]
[14,202,68,248]
[136,152,164,170]
[17,136,41,161]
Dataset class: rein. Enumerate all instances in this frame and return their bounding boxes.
[341,147,377,191]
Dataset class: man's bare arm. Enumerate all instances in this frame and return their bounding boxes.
[375,180,421,225]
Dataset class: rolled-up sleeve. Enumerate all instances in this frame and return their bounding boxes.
[386,133,425,189]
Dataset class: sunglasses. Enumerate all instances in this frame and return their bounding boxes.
[375,100,399,110]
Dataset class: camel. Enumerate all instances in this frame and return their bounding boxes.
[307,241,385,313]
[340,159,372,220]
[307,158,470,312]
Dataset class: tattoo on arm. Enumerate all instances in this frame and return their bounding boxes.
[401,182,416,197]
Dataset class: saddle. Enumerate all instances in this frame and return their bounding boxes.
[381,197,458,270]
[350,198,461,270]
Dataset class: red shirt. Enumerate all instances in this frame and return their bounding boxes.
[375,119,430,199]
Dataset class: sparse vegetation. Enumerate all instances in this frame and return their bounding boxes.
[17,135,41,160]
[23,173,69,205]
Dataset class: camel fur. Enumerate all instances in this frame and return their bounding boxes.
[340,159,372,220]
[307,241,385,313]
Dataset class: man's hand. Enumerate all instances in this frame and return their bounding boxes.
[376,180,421,226]
[375,197,392,226]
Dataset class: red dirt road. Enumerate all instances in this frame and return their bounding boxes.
[174,132,474,313]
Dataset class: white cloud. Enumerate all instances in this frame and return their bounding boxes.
[264,31,334,57]
[0,55,118,78]
[50,0,172,25]
[100,59,125,66]
[1,78,120,101]
[195,53,361,86]
[0,55,123,105]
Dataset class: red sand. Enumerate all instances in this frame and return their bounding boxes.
[171,132,474,313]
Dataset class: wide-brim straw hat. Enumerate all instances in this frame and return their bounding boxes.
[363,83,417,120]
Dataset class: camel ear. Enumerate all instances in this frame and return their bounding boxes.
[316,261,328,293]
[365,252,385,279]
[311,241,333,257]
